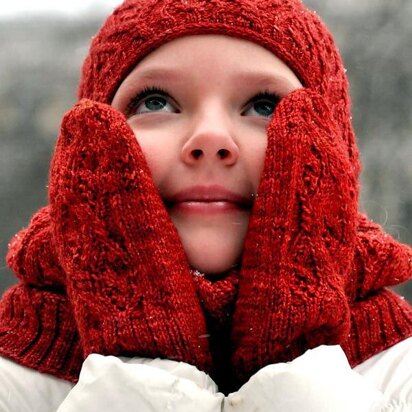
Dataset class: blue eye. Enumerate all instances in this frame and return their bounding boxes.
[126,86,281,118]
[245,90,281,118]
[126,86,175,116]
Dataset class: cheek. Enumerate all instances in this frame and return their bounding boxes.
[243,134,267,191]
[129,127,176,184]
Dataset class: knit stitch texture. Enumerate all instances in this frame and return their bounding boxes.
[0,0,411,393]
[79,0,360,179]
[51,100,213,372]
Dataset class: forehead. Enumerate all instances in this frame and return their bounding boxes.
[127,34,302,89]
[136,34,287,68]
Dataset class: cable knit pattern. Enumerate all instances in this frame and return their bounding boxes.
[0,0,411,391]
[229,88,358,386]
[49,100,214,374]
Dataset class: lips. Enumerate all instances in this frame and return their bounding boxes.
[163,185,253,213]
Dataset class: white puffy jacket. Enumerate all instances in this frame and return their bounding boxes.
[1,338,412,412]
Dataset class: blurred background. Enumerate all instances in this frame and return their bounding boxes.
[0,0,411,300]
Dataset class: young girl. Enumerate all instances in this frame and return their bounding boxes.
[1,0,412,410]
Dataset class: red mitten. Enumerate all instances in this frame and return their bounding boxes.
[230,88,358,386]
[48,99,212,372]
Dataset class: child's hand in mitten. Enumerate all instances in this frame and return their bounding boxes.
[230,88,358,386]
[48,99,212,373]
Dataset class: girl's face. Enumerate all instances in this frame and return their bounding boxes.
[112,34,303,276]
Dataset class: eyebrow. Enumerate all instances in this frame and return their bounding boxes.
[136,68,186,83]
[134,67,294,89]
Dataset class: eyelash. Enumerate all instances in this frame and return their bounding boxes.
[125,85,282,118]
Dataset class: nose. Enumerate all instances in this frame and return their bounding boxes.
[181,115,239,167]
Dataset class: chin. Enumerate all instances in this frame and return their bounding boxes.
[175,224,247,276]
[187,253,238,275]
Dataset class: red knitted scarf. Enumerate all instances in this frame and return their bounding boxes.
[0,208,411,391]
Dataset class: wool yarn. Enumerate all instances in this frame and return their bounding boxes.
[50,100,214,372]
[0,0,411,392]
[229,88,357,385]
